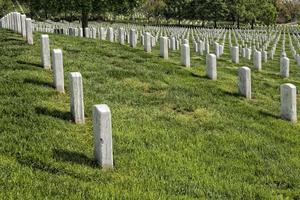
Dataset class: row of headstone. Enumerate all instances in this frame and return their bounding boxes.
[1,13,298,173]
[239,66,297,122]
[33,18,300,72]
[39,34,113,169]
[0,12,33,45]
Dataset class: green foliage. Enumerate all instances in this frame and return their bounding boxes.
[0,0,14,17]
[163,0,191,24]
[205,0,228,27]
[17,0,281,27]
[259,1,277,26]
[142,0,166,21]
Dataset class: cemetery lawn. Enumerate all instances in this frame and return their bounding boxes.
[1,28,300,200]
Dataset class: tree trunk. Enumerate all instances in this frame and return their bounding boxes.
[82,9,89,37]
[214,20,217,28]
[64,10,67,20]
[232,15,235,26]
[237,16,240,29]
[251,19,255,29]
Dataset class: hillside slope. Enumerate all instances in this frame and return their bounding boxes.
[0,29,299,199]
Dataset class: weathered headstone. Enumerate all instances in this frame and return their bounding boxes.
[52,49,65,93]
[25,18,33,45]
[205,42,210,54]
[119,28,125,45]
[198,40,204,55]
[107,27,114,42]
[160,36,168,59]
[206,54,217,80]
[262,51,268,63]
[214,42,220,58]
[93,104,113,169]
[238,67,251,99]
[41,34,51,69]
[144,32,151,53]
[246,48,251,60]
[296,54,300,67]
[254,51,262,71]
[171,37,176,50]
[181,44,190,68]
[231,46,239,64]
[91,28,97,39]
[16,12,21,34]
[280,57,289,78]
[99,27,106,40]
[70,72,85,124]
[21,14,26,38]
[130,29,137,48]
[281,84,297,122]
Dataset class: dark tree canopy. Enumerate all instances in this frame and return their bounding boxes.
[2,0,297,28]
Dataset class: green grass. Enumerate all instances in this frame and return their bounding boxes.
[0,28,300,199]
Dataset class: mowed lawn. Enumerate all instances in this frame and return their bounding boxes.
[0,28,300,199]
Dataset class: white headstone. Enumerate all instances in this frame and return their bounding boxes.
[41,34,51,69]
[231,46,239,64]
[238,67,251,99]
[21,14,26,38]
[99,27,106,40]
[254,51,262,71]
[70,72,85,124]
[52,49,64,93]
[296,54,300,67]
[214,42,220,58]
[93,104,113,169]
[280,57,289,78]
[160,37,168,59]
[144,32,151,53]
[107,27,114,42]
[25,18,33,45]
[262,51,268,63]
[206,54,217,80]
[130,29,137,48]
[119,28,125,45]
[281,84,297,122]
[181,44,190,68]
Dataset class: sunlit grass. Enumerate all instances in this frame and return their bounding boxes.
[0,29,299,199]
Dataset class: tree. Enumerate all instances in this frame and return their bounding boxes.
[142,0,166,24]
[226,0,246,28]
[276,0,300,22]
[163,0,191,25]
[243,0,277,28]
[187,0,207,25]
[73,0,92,37]
[259,1,277,26]
[0,0,14,17]
[205,0,228,28]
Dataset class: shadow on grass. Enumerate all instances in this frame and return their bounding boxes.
[190,72,208,79]
[223,91,240,97]
[259,110,280,119]
[17,60,42,68]
[17,154,61,174]
[53,149,97,168]
[24,78,53,88]
[35,106,71,121]
[16,154,104,182]
[0,37,24,42]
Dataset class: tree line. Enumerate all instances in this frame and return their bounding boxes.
[0,0,299,31]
